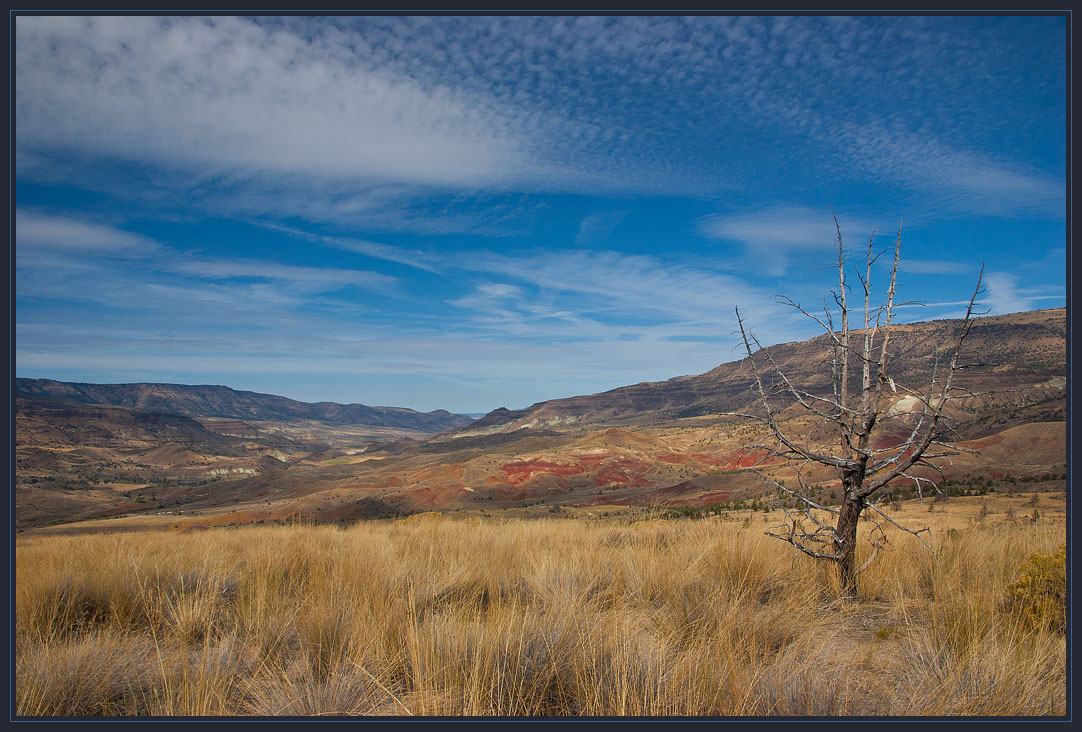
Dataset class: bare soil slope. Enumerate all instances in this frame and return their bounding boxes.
[18,308,1066,532]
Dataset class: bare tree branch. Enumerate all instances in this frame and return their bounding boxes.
[730,214,987,596]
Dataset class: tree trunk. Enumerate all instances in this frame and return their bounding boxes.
[835,494,862,597]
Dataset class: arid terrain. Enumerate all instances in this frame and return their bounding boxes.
[14,382,472,529]
[13,307,1068,717]
[16,308,1066,535]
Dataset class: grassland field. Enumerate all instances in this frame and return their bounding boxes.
[15,489,1067,717]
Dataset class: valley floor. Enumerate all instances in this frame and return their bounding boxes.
[15,494,1067,717]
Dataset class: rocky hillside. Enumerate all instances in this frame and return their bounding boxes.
[15,379,474,433]
[451,308,1066,437]
[16,397,246,453]
[15,308,1066,532]
[14,396,305,530]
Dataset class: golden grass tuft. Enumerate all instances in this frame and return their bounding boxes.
[15,496,1066,716]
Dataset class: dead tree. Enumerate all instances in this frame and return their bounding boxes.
[732,215,985,597]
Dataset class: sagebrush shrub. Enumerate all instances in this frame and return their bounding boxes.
[1008,543,1066,633]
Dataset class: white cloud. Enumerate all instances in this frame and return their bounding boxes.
[896,259,973,275]
[18,229,817,400]
[16,210,159,254]
[13,17,1066,411]
[440,247,811,351]
[575,209,629,246]
[259,223,443,273]
[15,16,1064,223]
[898,271,1065,319]
[698,205,882,275]
[16,16,537,189]
[475,283,523,299]
[167,258,399,293]
[979,271,1058,316]
[834,122,1064,219]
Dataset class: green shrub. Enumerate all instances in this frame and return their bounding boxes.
[874,626,895,641]
[1008,543,1066,633]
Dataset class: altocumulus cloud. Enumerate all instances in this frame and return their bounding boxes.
[15,16,538,189]
[16,15,1065,219]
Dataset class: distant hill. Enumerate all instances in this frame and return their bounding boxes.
[14,379,474,433]
[450,308,1066,437]
[15,396,245,453]
[15,308,1066,532]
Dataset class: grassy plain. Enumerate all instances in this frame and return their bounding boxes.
[15,492,1067,717]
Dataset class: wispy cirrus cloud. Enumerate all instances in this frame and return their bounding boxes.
[16,213,405,320]
[16,253,791,410]
[891,270,1063,319]
[442,247,808,354]
[697,205,882,275]
[16,16,1065,224]
[260,222,442,273]
[896,259,974,276]
[14,17,1065,411]
[575,209,629,246]
[167,259,400,294]
[831,121,1065,219]
[16,213,813,406]
[16,210,160,254]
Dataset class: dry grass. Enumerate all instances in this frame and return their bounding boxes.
[15,496,1066,717]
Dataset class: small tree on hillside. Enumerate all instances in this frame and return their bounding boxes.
[732,215,985,597]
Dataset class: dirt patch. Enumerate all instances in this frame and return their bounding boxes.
[721,448,772,469]
[593,457,654,487]
[500,459,586,486]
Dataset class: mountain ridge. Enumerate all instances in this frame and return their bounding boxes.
[15,307,1066,532]
[14,379,475,433]
[448,307,1066,437]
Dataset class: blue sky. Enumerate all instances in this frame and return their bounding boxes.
[15,15,1066,414]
